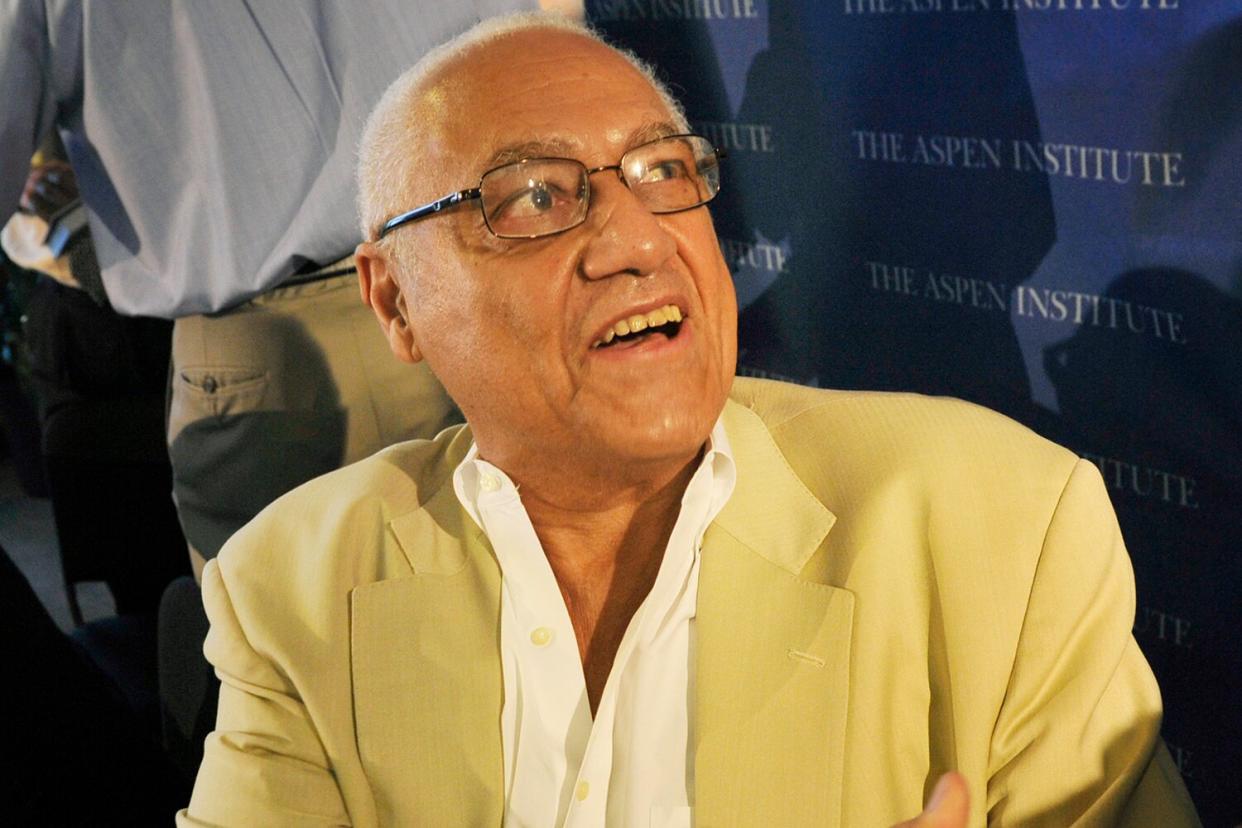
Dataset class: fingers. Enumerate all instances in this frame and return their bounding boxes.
[891,772,971,828]
[923,772,970,826]
[20,162,80,221]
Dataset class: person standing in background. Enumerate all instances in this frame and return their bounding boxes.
[3,139,187,616]
[0,0,563,577]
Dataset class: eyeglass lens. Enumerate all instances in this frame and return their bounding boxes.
[479,135,720,239]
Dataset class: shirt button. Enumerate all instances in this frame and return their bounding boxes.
[575,780,590,801]
[480,474,500,492]
[529,627,554,647]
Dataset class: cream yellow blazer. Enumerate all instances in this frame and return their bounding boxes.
[179,378,1199,827]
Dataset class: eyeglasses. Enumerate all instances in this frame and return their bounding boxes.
[377,133,725,240]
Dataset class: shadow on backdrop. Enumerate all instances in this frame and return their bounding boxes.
[1045,267,1241,827]
[730,2,1054,421]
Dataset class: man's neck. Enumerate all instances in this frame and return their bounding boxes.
[504,451,702,713]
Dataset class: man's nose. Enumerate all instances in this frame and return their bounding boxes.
[578,173,677,281]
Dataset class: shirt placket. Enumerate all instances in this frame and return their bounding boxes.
[478,481,594,826]
[455,424,736,828]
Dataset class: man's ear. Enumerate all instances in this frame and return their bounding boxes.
[356,241,424,364]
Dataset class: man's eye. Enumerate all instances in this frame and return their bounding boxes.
[493,183,567,219]
[641,159,690,183]
[524,186,554,211]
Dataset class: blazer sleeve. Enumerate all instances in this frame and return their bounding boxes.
[176,559,352,827]
[984,459,1200,826]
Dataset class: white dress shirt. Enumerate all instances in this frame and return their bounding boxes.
[453,422,736,827]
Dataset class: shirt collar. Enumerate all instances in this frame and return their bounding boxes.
[452,417,736,532]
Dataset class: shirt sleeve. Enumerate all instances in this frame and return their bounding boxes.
[1,0,51,223]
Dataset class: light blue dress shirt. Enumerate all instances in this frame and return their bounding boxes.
[0,0,533,317]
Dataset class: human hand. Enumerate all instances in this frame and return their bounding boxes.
[19,161,79,221]
[891,772,970,828]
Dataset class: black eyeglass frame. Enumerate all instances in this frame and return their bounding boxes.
[376,133,726,241]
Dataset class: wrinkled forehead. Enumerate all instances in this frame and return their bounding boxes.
[416,30,677,186]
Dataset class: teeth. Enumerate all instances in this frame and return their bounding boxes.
[592,304,684,348]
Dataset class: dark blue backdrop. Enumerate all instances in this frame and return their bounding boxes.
[588,1,1241,823]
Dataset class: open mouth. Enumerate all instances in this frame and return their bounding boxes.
[591,304,684,349]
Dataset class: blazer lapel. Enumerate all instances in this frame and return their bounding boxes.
[695,400,855,826]
[350,481,505,827]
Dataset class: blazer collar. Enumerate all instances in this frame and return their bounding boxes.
[351,401,854,824]
[714,397,837,573]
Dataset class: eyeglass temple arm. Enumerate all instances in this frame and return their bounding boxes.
[377,188,482,239]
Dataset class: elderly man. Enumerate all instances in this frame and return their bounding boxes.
[180,13,1199,827]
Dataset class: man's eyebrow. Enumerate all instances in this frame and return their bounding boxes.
[484,137,580,169]
[480,121,683,170]
[627,120,680,147]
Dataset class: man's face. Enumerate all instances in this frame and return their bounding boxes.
[395,30,737,485]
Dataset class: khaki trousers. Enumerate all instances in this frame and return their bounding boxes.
[167,270,459,574]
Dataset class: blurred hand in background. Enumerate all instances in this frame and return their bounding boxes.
[20,160,78,222]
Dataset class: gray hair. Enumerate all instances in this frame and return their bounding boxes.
[355,11,689,242]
